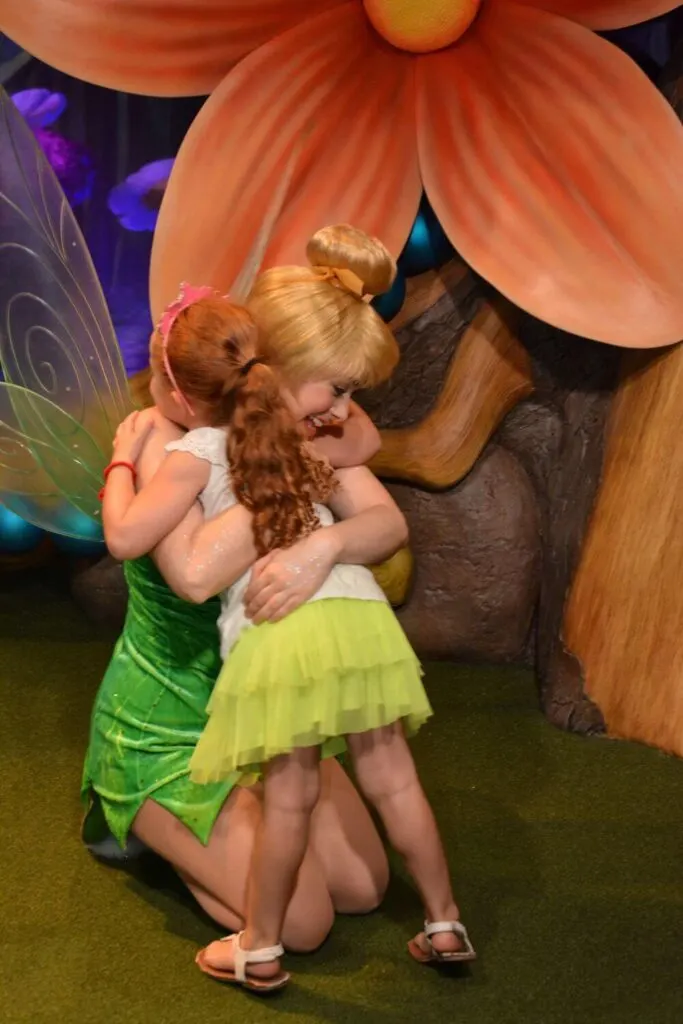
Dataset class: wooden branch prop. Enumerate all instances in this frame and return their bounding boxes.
[390,259,469,332]
[563,342,683,755]
[371,297,534,490]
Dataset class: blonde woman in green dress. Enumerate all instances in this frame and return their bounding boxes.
[0,91,390,961]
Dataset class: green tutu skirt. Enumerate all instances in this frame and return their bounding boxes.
[189,598,432,783]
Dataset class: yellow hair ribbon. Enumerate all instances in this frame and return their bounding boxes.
[311,265,367,300]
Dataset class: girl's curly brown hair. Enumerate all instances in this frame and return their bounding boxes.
[151,296,336,556]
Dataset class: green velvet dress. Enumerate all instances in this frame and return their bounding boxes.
[81,557,238,848]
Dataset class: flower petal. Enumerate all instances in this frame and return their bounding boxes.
[150,5,420,318]
[125,159,176,195]
[0,0,346,95]
[418,3,683,346]
[507,0,681,30]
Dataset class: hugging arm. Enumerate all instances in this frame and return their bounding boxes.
[312,401,381,468]
[152,501,259,603]
[243,466,408,624]
[154,466,407,608]
[140,406,399,608]
[325,465,408,565]
[103,452,209,561]
[149,407,388,604]
[121,413,256,601]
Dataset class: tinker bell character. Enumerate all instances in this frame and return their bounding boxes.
[99,223,476,993]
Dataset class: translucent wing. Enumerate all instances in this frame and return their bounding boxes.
[0,85,133,527]
[0,382,104,539]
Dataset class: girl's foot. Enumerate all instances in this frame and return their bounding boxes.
[408,920,477,964]
[196,932,290,992]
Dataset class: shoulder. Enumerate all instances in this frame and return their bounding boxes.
[143,407,181,438]
[165,426,228,468]
[136,410,184,485]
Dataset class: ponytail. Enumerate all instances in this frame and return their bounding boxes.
[226,363,337,556]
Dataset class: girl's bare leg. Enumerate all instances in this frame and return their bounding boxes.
[347,722,463,956]
[240,747,322,976]
[131,784,333,954]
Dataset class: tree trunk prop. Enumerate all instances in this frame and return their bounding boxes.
[500,320,619,733]
[563,343,683,753]
[558,44,683,752]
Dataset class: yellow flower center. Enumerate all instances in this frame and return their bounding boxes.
[363,0,480,53]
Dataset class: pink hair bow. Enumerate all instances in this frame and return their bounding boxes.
[158,282,217,417]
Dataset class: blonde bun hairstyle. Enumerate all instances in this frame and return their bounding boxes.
[306,224,397,298]
[247,224,400,390]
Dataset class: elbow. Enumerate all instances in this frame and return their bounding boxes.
[375,503,408,554]
[105,529,144,563]
[183,584,212,605]
[173,564,213,605]
[178,588,207,605]
[362,422,382,464]
[394,510,409,551]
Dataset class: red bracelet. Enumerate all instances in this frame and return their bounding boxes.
[98,460,137,502]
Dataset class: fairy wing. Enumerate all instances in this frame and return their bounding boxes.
[0,85,133,533]
[0,381,106,538]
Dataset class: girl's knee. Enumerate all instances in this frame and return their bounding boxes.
[349,731,419,804]
[266,751,322,815]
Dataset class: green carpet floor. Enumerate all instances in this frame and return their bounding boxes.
[1,567,682,1024]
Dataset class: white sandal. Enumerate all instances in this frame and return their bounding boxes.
[195,931,290,993]
[408,920,477,964]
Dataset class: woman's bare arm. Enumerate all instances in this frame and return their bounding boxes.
[312,401,381,468]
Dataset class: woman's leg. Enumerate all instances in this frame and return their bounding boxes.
[310,759,389,914]
[347,722,463,955]
[131,784,334,953]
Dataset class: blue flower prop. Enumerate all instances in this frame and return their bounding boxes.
[34,128,95,206]
[11,88,66,129]
[108,158,175,232]
[11,89,94,205]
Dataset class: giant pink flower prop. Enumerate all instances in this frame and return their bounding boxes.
[2,0,682,345]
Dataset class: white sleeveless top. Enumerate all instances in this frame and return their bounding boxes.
[166,427,387,657]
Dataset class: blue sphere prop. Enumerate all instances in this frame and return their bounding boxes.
[0,504,45,554]
[371,270,406,323]
[52,509,106,558]
[399,196,455,278]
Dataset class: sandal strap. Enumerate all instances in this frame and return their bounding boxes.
[424,920,465,937]
[231,931,285,984]
[423,920,474,954]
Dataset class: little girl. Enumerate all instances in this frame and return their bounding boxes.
[101,225,475,991]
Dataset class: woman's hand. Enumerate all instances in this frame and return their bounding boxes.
[312,401,381,468]
[112,410,156,464]
[244,529,340,624]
